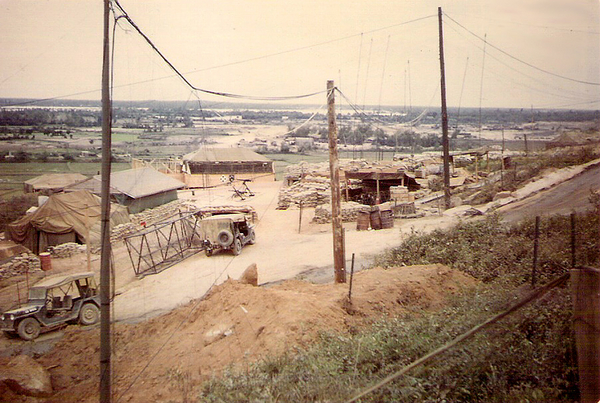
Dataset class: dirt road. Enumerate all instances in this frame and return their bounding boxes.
[497,163,600,223]
[112,181,459,322]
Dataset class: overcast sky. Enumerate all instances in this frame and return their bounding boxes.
[0,0,598,110]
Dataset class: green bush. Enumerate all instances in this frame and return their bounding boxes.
[200,285,577,402]
[199,212,597,402]
[376,213,598,284]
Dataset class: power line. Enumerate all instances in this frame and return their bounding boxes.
[448,12,600,35]
[112,0,325,102]
[443,12,600,86]
[2,12,435,108]
[444,22,594,102]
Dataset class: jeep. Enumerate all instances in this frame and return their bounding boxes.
[1,272,101,340]
[200,214,255,256]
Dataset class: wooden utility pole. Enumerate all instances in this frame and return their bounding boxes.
[327,80,346,283]
[571,266,600,403]
[100,0,113,401]
[438,7,451,210]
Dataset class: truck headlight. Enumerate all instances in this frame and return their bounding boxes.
[9,314,14,321]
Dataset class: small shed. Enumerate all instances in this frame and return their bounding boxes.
[344,168,420,205]
[183,147,274,187]
[24,173,88,195]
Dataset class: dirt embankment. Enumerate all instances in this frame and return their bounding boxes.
[0,264,476,402]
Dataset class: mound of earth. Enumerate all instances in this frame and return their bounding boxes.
[1,264,476,402]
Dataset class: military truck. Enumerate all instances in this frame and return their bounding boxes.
[1,272,100,340]
[200,214,256,256]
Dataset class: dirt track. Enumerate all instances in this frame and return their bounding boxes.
[497,163,600,222]
[112,181,459,322]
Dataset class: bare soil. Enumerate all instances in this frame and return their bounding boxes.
[0,264,476,402]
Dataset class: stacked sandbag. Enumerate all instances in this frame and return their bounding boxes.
[48,242,87,258]
[129,200,197,227]
[277,176,331,209]
[312,201,370,224]
[0,253,41,280]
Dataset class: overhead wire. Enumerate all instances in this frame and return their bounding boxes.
[279,103,327,137]
[443,12,600,86]
[112,0,324,101]
[2,12,435,108]
[443,22,594,102]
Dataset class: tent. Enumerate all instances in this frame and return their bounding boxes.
[24,173,88,194]
[7,190,129,254]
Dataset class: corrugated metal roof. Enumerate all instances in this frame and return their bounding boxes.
[94,168,185,199]
[183,147,272,163]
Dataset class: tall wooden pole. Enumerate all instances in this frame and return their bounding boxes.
[100,0,113,401]
[327,80,346,283]
[438,7,451,210]
[571,266,600,403]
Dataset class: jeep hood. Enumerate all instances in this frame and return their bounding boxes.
[3,304,42,316]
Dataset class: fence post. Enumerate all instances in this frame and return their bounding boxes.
[571,266,600,403]
[531,216,540,287]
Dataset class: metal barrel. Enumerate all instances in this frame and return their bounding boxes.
[370,210,382,230]
[39,252,53,271]
[357,211,370,231]
[380,209,394,229]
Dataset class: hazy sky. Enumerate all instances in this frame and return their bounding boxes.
[0,0,598,109]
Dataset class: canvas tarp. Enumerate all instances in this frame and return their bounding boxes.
[24,173,88,194]
[7,190,129,254]
[183,147,272,163]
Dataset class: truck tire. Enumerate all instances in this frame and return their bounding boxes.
[79,303,100,326]
[232,238,242,255]
[17,317,41,341]
[247,230,256,245]
[217,230,234,247]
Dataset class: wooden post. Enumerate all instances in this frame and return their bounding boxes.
[531,216,540,288]
[571,212,576,267]
[348,253,355,302]
[327,80,346,283]
[438,7,451,210]
[100,0,113,400]
[298,202,303,234]
[16,281,21,306]
[375,170,381,205]
[571,266,600,403]
[501,126,505,189]
[345,180,350,202]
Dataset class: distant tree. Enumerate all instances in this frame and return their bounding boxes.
[14,151,29,162]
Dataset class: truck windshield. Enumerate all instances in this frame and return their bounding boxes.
[28,288,46,300]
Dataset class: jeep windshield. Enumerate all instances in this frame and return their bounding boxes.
[28,287,46,301]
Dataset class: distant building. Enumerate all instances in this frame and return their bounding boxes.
[182,147,274,188]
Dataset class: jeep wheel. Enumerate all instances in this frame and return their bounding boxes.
[232,238,242,255]
[247,230,256,245]
[217,230,234,247]
[205,248,213,257]
[17,318,41,341]
[79,303,100,326]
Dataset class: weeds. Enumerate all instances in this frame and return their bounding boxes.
[199,211,596,402]
[376,212,598,284]
[463,145,599,203]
